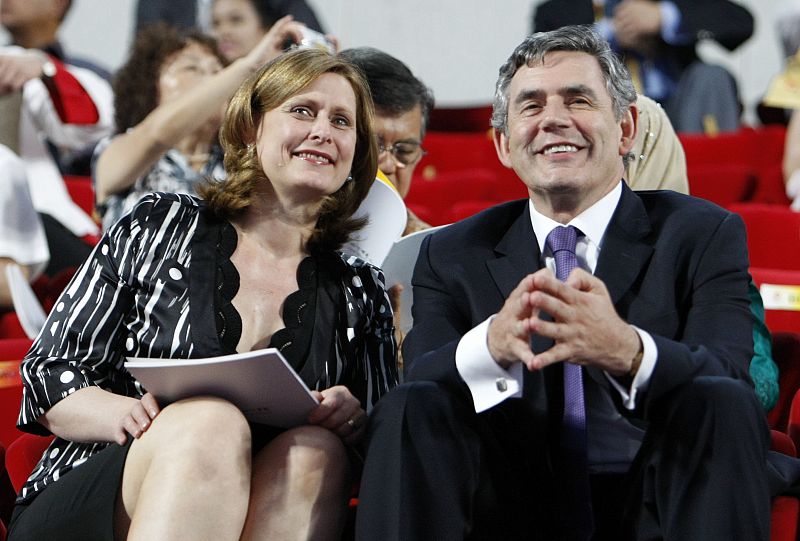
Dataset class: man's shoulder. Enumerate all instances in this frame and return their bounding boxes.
[633,189,732,222]
[428,199,529,247]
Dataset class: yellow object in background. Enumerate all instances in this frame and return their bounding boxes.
[763,51,800,109]
[760,283,800,311]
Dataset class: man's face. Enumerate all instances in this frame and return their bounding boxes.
[375,104,424,199]
[494,51,636,216]
[0,0,61,31]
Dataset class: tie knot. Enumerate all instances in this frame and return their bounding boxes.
[546,225,578,254]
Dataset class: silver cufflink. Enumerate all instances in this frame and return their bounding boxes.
[495,378,508,392]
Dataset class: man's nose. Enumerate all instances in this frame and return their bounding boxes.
[378,149,398,174]
[540,101,571,129]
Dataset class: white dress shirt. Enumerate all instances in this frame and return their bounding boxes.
[456,182,657,414]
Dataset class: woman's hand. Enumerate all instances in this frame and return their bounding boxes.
[113,392,161,445]
[308,385,367,445]
[244,15,307,71]
[39,387,162,445]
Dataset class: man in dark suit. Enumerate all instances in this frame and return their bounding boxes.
[532,0,753,133]
[355,25,794,541]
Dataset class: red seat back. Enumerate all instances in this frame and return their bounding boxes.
[729,204,800,271]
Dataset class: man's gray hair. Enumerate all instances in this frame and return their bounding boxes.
[491,25,637,134]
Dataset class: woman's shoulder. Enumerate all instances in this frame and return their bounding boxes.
[109,192,206,239]
[128,192,203,219]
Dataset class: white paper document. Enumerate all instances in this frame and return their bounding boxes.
[125,349,319,428]
[380,225,447,334]
[343,174,408,266]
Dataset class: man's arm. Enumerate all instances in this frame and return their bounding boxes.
[21,57,115,150]
[642,211,754,403]
[665,0,754,51]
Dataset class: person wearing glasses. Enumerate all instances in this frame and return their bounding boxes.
[339,47,434,235]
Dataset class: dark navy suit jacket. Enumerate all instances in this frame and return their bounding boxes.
[404,185,755,440]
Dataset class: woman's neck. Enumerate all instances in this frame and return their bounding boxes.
[232,194,319,259]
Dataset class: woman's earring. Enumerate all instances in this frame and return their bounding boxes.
[346,175,354,183]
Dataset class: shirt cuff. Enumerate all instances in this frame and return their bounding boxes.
[456,316,523,413]
[659,1,690,45]
[605,327,657,410]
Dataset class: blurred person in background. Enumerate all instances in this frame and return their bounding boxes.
[210,0,333,64]
[93,17,307,230]
[532,0,754,134]
[339,47,435,235]
[0,145,49,310]
[0,0,113,275]
[136,0,324,36]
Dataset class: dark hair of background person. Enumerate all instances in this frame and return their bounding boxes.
[339,47,435,137]
[112,23,227,134]
[201,48,379,254]
[241,0,281,30]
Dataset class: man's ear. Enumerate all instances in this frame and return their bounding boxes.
[619,103,638,157]
[493,127,514,169]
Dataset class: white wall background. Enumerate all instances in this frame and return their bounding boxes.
[35,0,797,124]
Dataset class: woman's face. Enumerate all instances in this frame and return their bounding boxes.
[211,0,267,63]
[256,72,358,206]
[157,41,223,106]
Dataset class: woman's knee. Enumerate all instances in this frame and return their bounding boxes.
[269,425,349,473]
[137,396,251,464]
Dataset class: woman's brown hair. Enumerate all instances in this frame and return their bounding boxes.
[201,48,379,254]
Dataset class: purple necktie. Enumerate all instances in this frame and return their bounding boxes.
[545,225,593,538]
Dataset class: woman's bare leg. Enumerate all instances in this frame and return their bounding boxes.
[241,425,352,541]
[114,396,252,541]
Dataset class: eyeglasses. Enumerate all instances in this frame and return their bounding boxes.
[376,139,427,166]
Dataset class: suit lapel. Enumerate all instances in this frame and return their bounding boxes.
[486,202,541,300]
[594,184,654,305]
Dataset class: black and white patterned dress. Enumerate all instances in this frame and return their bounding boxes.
[15,192,398,504]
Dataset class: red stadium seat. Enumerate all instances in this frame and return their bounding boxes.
[729,204,800,271]
[428,105,493,132]
[752,268,800,335]
[770,431,800,541]
[768,332,800,431]
[687,163,755,207]
[414,132,497,180]
[0,343,31,448]
[62,175,96,218]
[5,434,52,494]
[754,165,793,206]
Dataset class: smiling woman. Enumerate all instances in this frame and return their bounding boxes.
[8,48,396,541]
[203,48,378,253]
